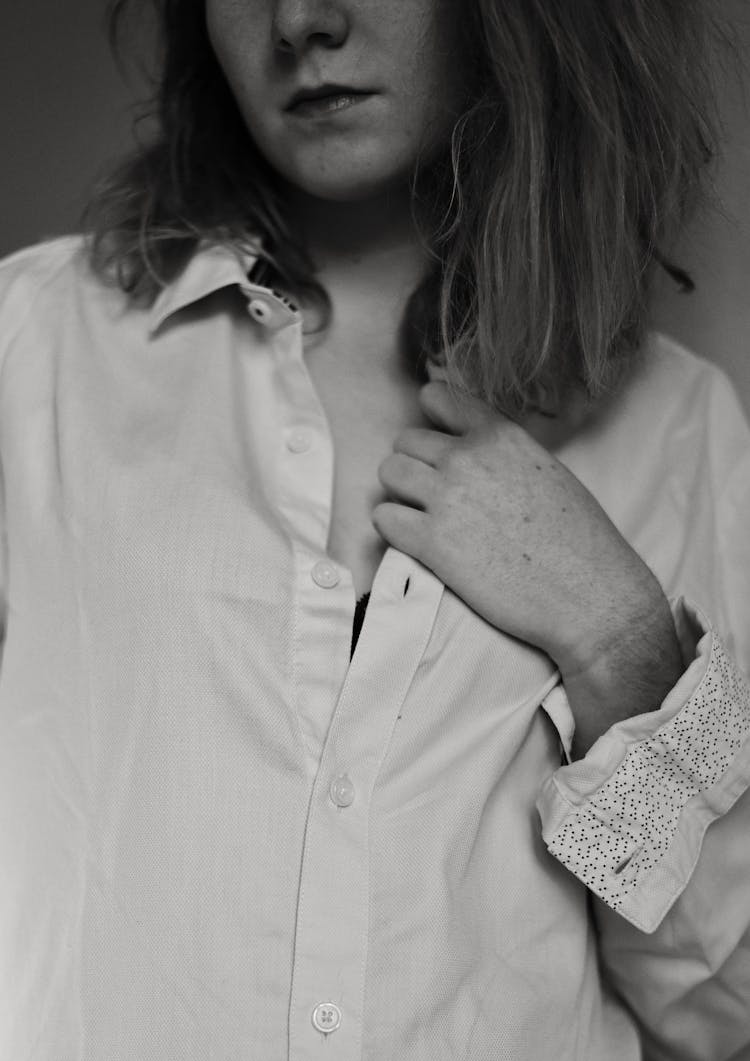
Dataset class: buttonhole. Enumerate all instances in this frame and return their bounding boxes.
[403,577,411,597]
[613,848,641,875]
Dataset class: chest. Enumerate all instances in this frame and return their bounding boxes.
[303,346,430,599]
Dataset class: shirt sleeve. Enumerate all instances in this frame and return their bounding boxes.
[537,598,750,932]
[537,599,750,1059]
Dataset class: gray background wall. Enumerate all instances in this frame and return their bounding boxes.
[1,1,748,413]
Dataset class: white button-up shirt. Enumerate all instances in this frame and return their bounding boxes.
[1,237,749,1061]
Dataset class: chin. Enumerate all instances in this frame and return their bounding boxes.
[286,170,412,205]
[272,146,414,204]
[294,176,403,203]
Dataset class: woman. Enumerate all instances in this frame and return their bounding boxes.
[0,0,749,1058]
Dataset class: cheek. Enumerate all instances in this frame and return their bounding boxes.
[205,1,266,107]
[205,0,235,58]
[397,7,469,136]
[394,69,463,160]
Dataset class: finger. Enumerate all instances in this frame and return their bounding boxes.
[417,381,467,434]
[378,453,436,509]
[418,381,494,435]
[392,427,454,468]
[371,501,429,558]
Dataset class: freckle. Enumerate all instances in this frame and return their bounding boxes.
[522,553,531,562]
[523,515,531,523]
[561,506,567,513]
[534,464,542,471]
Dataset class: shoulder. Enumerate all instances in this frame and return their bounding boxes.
[632,331,749,472]
[560,328,750,559]
[558,332,750,644]
[0,233,132,316]
[0,235,132,379]
[579,330,749,466]
[622,331,744,421]
[0,234,87,308]
[0,235,89,346]
[641,330,744,407]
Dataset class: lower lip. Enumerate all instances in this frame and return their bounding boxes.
[287,93,374,119]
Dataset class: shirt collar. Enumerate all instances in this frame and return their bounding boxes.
[148,240,264,334]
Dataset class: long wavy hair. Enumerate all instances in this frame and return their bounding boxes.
[86,0,718,414]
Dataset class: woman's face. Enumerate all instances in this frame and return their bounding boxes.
[206,0,469,202]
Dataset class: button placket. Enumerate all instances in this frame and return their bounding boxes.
[288,554,445,1060]
[270,320,355,782]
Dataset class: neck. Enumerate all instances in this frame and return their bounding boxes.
[285,185,431,317]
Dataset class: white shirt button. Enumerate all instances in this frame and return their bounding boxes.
[286,427,312,454]
[311,561,340,589]
[312,1002,342,1035]
[247,297,274,325]
[329,773,355,808]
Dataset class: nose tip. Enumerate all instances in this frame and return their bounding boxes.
[272,1,348,54]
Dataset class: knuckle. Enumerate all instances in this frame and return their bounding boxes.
[476,419,506,447]
[441,446,471,478]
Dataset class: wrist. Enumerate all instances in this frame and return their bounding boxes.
[553,585,685,758]
[551,567,673,680]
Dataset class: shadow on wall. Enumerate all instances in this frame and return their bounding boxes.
[651,0,750,412]
[0,0,154,260]
[1,0,748,412]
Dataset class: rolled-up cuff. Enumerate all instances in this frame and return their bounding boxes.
[537,598,750,933]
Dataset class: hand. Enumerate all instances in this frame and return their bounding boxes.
[372,381,684,755]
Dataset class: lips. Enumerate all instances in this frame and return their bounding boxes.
[285,83,374,112]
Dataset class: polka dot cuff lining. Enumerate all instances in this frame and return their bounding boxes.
[538,617,750,933]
